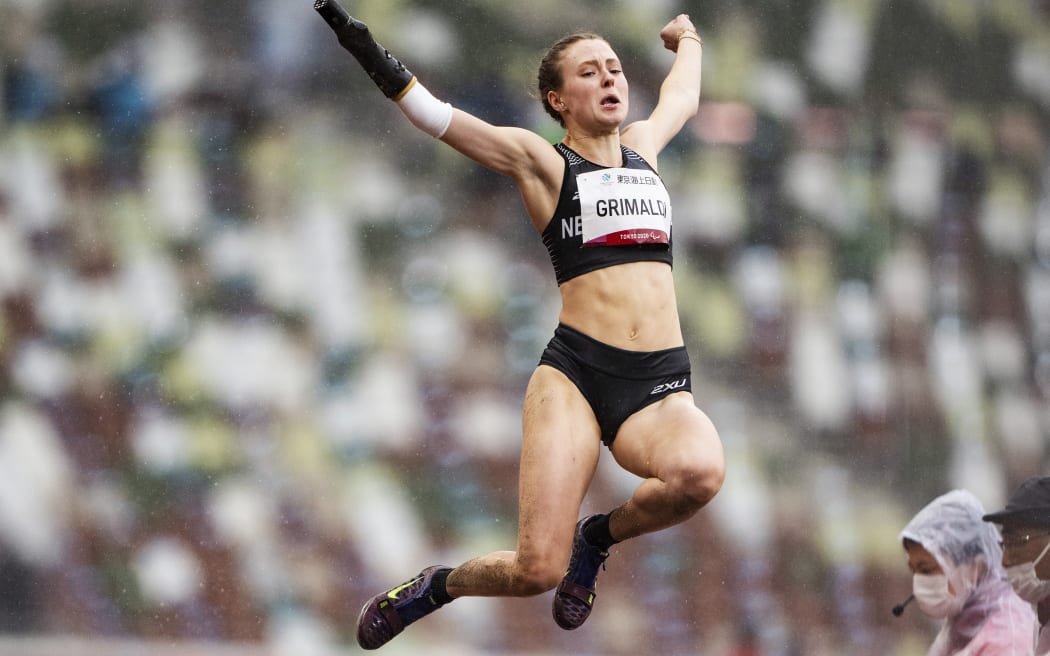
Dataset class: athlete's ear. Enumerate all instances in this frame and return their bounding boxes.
[548,90,566,112]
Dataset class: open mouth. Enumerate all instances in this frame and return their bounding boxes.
[600,95,620,108]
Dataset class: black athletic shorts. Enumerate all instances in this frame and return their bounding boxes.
[538,323,692,447]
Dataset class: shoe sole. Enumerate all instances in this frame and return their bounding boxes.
[356,591,402,650]
[552,515,604,630]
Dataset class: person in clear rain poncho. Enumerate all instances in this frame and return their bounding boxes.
[900,489,1037,655]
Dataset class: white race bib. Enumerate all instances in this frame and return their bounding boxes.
[577,167,672,246]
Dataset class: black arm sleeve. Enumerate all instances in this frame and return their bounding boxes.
[314,0,416,100]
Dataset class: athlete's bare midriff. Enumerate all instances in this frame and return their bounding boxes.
[556,260,683,351]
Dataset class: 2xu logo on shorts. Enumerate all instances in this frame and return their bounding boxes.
[650,378,688,395]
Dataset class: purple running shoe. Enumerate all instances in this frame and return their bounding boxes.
[552,514,609,630]
[356,565,452,650]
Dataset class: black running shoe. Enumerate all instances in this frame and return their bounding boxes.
[552,515,609,630]
[356,565,452,650]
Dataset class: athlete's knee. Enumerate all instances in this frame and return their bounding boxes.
[512,559,563,596]
[510,547,565,595]
[667,452,725,511]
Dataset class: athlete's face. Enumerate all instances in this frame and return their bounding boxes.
[551,39,629,131]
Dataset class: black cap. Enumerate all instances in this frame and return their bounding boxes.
[983,477,1050,527]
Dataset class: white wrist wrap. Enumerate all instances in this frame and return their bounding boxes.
[396,80,453,139]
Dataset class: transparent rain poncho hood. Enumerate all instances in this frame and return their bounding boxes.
[900,489,1036,655]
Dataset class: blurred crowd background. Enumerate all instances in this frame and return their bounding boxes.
[0,0,1048,654]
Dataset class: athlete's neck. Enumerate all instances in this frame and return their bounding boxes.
[562,131,622,168]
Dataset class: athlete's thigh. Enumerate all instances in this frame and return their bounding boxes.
[516,364,602,564]
[609,392,722,481]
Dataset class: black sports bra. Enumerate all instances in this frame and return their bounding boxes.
[541,143,673,285]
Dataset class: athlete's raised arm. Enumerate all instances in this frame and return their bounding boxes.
[314,0,562,223]
[621,15,704,162]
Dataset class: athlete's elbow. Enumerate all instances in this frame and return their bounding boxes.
[662,88,700,121]
[681,90,701,118]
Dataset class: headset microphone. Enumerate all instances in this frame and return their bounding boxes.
[892,594,914,617]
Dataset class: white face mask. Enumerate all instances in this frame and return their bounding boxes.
[1005,540,1050,603]
[913,573,964,619]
